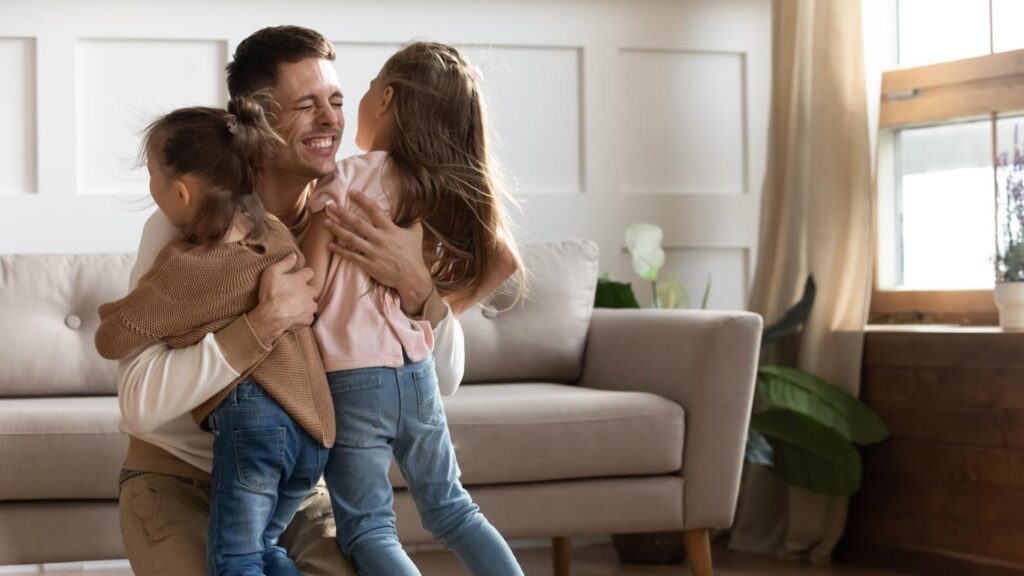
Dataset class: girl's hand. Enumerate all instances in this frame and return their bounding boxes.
[323,192,433,316]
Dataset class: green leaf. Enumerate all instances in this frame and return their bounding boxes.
[594,277,641,308]
[625,223,665,282]
[757,366,889,445]
[700,275,712,310]
[751,409,862,496]
[745,428,774,467]
[762,276,816,347]
[656,279,689,309]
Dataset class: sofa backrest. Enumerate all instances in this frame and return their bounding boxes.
[0,240,599,396]
[461,239,599,384]
[0,253,135,396]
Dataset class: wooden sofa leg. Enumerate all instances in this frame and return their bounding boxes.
[553,536,572,576]
[683,529,713,576]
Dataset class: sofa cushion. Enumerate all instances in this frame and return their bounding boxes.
[0,396,126,500]
[390,383,684,488]
[461,240,599,384]
[0,253,135,396]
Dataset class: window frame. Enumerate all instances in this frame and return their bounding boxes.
[872,48,1024,324]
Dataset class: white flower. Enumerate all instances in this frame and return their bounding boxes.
[625,223,665,282]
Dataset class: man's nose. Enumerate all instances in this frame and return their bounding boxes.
[316,103,341,128]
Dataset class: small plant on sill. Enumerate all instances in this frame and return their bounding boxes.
[997,126,1024,282]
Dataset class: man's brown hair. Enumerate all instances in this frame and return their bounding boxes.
[226,26,335,98]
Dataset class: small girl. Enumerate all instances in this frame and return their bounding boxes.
[95,97,334,576]
[301,42,525,575]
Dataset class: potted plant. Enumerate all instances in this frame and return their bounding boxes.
[744,277,889,497]
[995,127,1024,329]
[595,223,710,311]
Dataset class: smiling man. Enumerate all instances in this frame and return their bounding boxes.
[115,26,465,576]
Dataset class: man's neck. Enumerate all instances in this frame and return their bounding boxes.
[257,169,315,228]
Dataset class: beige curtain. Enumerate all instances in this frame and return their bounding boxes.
[728,0,872,563]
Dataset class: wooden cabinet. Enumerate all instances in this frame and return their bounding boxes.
[840,328,1024,576]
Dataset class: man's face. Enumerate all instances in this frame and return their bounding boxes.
[268,57,344,179]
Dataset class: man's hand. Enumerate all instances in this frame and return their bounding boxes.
[246,253,318,346]
[323,193,433,316]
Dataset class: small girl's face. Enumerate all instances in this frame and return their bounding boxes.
[146,144,195,228]
[355,75,394,152]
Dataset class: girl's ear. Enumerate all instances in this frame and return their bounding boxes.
[173,179,192,207]
[377,86,395,118]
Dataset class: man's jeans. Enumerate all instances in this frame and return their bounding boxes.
[207,380,329,576]
[323,357,524,576]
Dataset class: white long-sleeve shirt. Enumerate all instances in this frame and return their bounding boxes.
[118,211,465,475]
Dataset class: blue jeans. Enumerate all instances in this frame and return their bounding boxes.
[207,380,330,576]
[323,357,523,576]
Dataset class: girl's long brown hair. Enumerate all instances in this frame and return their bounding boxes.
[380,41,525,304]
[143,94,281,244]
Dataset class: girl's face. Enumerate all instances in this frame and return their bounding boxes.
[355,75,394,152]
[146,144,193,228]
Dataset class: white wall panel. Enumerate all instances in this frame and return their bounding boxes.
[464,45,582,195]
[334,42,582,195]
[619,49,746,195]
[0,38,36,195]
[0,0,770,311]
[75,39,227,195]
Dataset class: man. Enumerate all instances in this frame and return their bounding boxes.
[117,26,467,575]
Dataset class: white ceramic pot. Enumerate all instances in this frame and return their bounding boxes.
[995,282,1024,330]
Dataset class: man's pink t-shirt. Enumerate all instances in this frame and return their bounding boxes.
[307,151,434,372]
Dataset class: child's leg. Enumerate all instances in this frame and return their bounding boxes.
[323,368,420,576]
[393,359,524,576]
[207,380,305,576]
[261,423,330,576]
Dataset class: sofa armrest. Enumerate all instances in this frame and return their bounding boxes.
[578,308,762,530]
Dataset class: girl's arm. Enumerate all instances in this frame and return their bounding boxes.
[447,239,519,317]
[301,208,334,299]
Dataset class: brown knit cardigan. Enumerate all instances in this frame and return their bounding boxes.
[95,218,335,447]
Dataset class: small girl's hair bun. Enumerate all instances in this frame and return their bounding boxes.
[227,93,271,127]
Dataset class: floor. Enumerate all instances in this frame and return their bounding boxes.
[11,543,907,576]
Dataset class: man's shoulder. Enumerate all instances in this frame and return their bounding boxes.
[142,210,181,245]
[130,211,182,290]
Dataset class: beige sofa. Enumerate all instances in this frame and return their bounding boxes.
[0,240,761,574]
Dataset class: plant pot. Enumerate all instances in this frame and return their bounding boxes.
[995,282,1024,330]
[611,532,686,564]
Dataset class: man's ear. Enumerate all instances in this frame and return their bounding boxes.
[377,86,395,118]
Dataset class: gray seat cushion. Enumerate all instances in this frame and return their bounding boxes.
[390,383,685,488]
[0,397,126,500]
[2,386,685,500]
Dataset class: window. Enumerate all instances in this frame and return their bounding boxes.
[871,0,1024,323]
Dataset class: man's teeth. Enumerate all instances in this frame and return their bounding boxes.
[308,138,333,149]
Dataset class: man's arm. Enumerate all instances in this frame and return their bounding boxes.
[117,212,316,435]
[431,307,465,396]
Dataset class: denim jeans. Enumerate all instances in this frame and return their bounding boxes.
[207,380,330,576]
[323,357,523,576]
